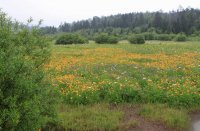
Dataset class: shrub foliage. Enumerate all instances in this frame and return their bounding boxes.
[155,34,176,41]
[175,33,187,42]
[56,33,88,44]
[95,33,118,44]
[128,34,145,44]
[0,10,58,130]
[107,36,119,44]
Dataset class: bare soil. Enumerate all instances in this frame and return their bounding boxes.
[111,104,174,131]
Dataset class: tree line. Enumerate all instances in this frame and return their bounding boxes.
[42,8,200,35]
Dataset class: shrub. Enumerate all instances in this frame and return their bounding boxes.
[155,34,175,41]
[107,36,119,44]
[95,34,119,44]
[56,33,88,44]
[0,11,59,130]
[192,31,200,36]
[143,32,156,40]
[95,33,109,44]
[128,34,145,44]
[174,33,187,42]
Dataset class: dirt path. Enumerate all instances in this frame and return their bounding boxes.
[117,104,200,131]
[190,113,200,131]
[111,104,173,131]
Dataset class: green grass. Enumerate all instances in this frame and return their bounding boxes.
[48,40,200,130]
[128,58,157,63]
[50,41,200,107]
[139,104,190,130]
[58,104,123,131]
[120,119,139,130]
[52,40,200,55]
[59,63,200,107]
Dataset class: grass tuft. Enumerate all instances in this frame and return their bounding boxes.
[59,104,123,131]
[139,104,190,130]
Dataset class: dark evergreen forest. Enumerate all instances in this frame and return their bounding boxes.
[42,8,200,35]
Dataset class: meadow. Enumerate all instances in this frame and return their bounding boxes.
[1,6,200,131]
[45,41,200,131]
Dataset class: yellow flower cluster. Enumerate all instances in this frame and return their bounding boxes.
[46,47,200,96]
[155,78,200,96]
[46,48,200,70]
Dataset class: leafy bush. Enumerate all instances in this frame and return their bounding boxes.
[95,34,119,44]
[95,33,109,44]
[174,33,187,42]
[143,32,156,40]
[128,34,145,44]
[107,36,119,44]
[192,31,200,36]
[0,10,59,130]
[56,33,88,44]
[155,34,175,41]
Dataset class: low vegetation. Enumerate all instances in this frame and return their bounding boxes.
[139,104,190,130]
[95,33,119,44]
[1,8,200,131]
[48,42,200,106]
[58,104,123,131]
[43,41,200,130]
[175,33,187,42]
[128,34,145,44]
[155,34,176,41]
[56,33,88,44]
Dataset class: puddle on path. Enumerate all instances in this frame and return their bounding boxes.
[190,113,200,131]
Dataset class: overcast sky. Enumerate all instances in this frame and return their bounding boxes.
[0,0,200,27]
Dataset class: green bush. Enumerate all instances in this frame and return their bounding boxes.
[143,32,156,40]
[56,33,88,44]
[174,33,187,42]
[192,31,200,36]
[107,36,119,44]
[128,34,145,44]
[95,34,119,44]
[0,11,59,130]
[95,33,109,44]
[155,34,175,41]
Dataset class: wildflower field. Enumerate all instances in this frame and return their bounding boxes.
[47,41,200,107]
[45,41,200,130]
